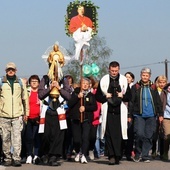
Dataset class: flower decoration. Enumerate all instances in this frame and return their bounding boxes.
[65,0,99,37]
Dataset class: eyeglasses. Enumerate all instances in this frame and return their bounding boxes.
[6,68,16,72]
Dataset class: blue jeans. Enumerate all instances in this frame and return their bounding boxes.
[25,119,40,156]
[134,116,156,159]
[95,124,105,157]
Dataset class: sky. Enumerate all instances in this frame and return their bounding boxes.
[0,0,170,81]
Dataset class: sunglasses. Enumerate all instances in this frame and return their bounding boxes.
[6,68,16,71]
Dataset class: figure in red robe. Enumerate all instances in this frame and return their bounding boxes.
[69,5,93,34]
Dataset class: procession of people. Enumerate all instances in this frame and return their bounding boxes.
[1,58,170,167]
[0,1,170,168]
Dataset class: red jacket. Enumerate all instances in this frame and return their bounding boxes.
[92,89,101,126]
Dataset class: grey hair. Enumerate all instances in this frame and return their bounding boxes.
[140,67,151,74]
[82,77,91,83]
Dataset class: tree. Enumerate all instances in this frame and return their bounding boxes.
[63,36,113,83]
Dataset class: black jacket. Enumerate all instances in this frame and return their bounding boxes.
[129,80,163,117]
[67,87,97,122]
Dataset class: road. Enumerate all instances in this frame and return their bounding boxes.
[0,156,170,170]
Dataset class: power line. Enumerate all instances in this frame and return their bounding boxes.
[121,59,170,80]
[121,62,161,69]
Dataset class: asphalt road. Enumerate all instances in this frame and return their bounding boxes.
[0,156,170,170]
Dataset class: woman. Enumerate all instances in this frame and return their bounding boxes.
[68,77,97,164]
[25,75,41,164]
[152,75,167,159]
[162,83,170,160]
[123,72,135,161]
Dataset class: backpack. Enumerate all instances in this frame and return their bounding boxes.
[135,82,156,90]
[0,76,24,95]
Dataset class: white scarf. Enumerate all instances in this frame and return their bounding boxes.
[100,74,128,139]
[73,27,92,62]
[38,96,48,133]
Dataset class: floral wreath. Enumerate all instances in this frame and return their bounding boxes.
[65,0,99,37]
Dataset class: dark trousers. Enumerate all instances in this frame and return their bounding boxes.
[41,111,65,157]
[71,120,91,156]
[89,124,98,151]
[63,118,74,157]
[152,119,164,157]
[122,120,134,158]
[0,135,4,163]
[21,122,27,159]
[25,119,40,156]
[105,113,122,158]
[134,116,156,159]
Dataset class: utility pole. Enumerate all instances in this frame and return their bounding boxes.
[165,59,168,80]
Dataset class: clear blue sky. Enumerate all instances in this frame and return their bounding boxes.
[0,0,170,81]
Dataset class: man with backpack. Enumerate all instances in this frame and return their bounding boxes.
[0,62,29,167]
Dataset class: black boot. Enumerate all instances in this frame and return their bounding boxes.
[162,139,169,161]
[49,156,61,166]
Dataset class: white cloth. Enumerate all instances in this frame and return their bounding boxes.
[57,107,67,130]
[100,74,128,139]
[73,27,92,61]
[38,97,48,133]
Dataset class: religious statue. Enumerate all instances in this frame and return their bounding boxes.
[47,44,65,101]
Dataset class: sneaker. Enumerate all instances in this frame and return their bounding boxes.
[33,155,40,164]
[74,153,80,162]
[143,159,150,163]
[131,156,142,162]
[89,150,94,160]
[26,155,32,164]
[81,155,87,164]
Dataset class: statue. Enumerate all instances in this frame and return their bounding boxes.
[47,44,65,101]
